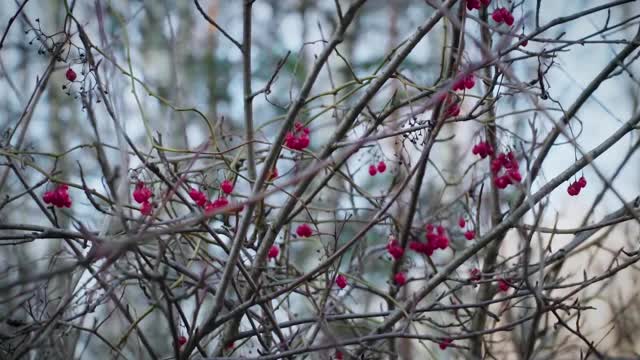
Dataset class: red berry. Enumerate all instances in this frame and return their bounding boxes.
[386,238,405,260]
[133,182,153,204]
[140,201,153,216]
[567,183,580,196]
[469,268,481,281]
[220,179,233,194]
[520,35,529,47]
[498,278,510,292]
[436,235,449,250]
[426,224,434,233]
[204,197,229,214]
[578,176,587,188]
[65,68,77,81]
[480,0,491,5]
[458,217,466,228]
[377,161,387,173]
[445,102,460,117]
[508,170,522,183]
[296,223,313,238]
[177,336,187,347]
[43,184,72,208]
[336,274,347,289]
[494,176,509,189]
[464,230,476,240]
[268,245,279,260]
[439,338,453,350]
[466,0,481,10]
[189,188,208,207]
[368,165,377,176]
[394,272,407,286]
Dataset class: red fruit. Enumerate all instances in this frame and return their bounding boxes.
[189,188,208,207]
[578,176,587,188]
[469,268,481,281]
[480,0,491,5]
[492,8,514,26]
[472,144,480,155]
[464,230,476,240]
[140,201,153,216]
[463,74,475,90]
[436,235,449,250]
[177,336,187,347]
[377,161,387,173]
[466,0,480,10]
[445,102,460,117]
[65,68,77,81]
[133,182,153,204]
[567,183,580,196]
[220,179,234,194]
[394,272,407,286]
[205,197,230,214]
[498,278,510,292]
[458,217,466,228]
[409,241,423,252]
[491,9,504,22]
[368,165,377,176]
[268,245,279,260]
[508,170,522,183]
[494,176,509,189]
[491,159,502,174]
[426,224,434,233]
[520,35,529,47]
[336,274,347,289]
[439,338,453,350]
[43,184,72,208]
[296,223,313,238]
[436,225,445,235]
[386,238,405,260]
[284,123,311,150]
[335,351,344,360]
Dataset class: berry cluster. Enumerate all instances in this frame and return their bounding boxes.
[567,176,587,196]
[133,182,154,215]
[296,223,313,238]
[492,7,515,26]
[368,161,387,176]
[284,122,311,150]
[386,237,404,260]
[43,184,72,208]
[472,140,494,159]
[268,245,280,260]
[189,188,241,215]
[466,0,491,11]
[335,274,348,289]
[491,151,522,189]
[409,224,450,257]
[452,73,476,91]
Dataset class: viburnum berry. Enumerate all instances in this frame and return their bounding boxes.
[578,176,587,188]
[177,336,187,347]
[445,102,461,118]
[43,184,72,208]
[498,278,510,292]
[140,201,153,216]
[368,164,377,176]
[220,179,234,194]
[204,197,229,214]
[394,272,407,286]
[65,68,77,81]
[452,73,475,91]
[469,268,481,281]
[467,0,491,10]
[494,176,509,189]
[520,35,529,47]
[386,237,404,260]
[268,245,279,260]
[335,274,347,289]
[439,338,453,350]
[284,121,311,150]
[458,217,466,228]
[464,230,476,240]
[188,188,208,208]
[471,140,494,159]
[377,161,387,173]
[296,223,313,238]
[133,182,153,204]
[492,7,515,26]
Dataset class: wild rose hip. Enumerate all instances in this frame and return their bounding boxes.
[220,179,233,194]
[65,68,77,81]
[336,274,347,289]
[268,245,279,260]
[377,161,387,173]
[296,223,313,238]
[368,165,377,176]
[394,272,407,286]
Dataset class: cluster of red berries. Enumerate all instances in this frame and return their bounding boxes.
[491,151,522,189]
[492,7,515,26]
[386,236,404,260]
[567,176,587,196]
[368,161,387,176]
[458,217,476,240]
[284,122,311,150]
[471,140,494,159]
[296,223,313,238]
[268,245,279,260]
[335,274,347,289]
[439,338,454,350]
[133,182,154,215]
[188,188,241,215]
[409,224,450,257]
[452,73,475,91]
[394,272,407,286]
[466,0,490,11]
[43,184,72,208]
